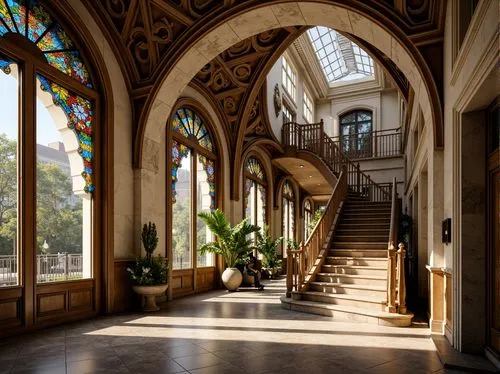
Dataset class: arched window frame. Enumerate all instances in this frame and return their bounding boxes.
[0,0,105,327]
[281,178,297,257]
[339,109,373,158]
[168,104,219,272]
[243,154,268,229]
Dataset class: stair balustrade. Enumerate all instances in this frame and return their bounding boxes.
[283,121,394,300]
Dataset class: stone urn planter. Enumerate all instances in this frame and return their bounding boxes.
[132,284,168,312]
[222,268,243,291]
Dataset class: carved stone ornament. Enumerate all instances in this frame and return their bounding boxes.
[273,83,282,117]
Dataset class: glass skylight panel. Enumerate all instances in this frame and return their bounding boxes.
[307,26,374,84]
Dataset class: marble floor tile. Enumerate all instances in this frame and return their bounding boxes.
[0,278,456,374]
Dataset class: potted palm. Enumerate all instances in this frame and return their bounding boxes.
[127,222,168,311]
[198,209,260,291]
[256,225,283,279]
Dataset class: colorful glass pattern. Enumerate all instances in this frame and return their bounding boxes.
[245,156,265,182]
[243,178,254,214]
[0,56,14,74]
[171,108,214,153]
[171,140,190,203]
[258,184,267,224]
[198,154,216,210]
[283,181,294,199]
[0,0,92,87]
[37,74,94,193]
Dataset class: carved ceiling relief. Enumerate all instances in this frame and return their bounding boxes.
[193,28,298,129]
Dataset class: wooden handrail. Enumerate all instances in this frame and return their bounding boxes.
[282,122,392,202]
[286,167,348,296]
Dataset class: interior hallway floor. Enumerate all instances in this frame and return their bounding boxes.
[0,278,465,374]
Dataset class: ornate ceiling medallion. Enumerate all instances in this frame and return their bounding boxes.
[273,83,282,117]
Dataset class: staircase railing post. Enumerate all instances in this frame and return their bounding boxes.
[356,163,360,193]
[386,245,397,313]
[286,248,293,298]
[319,119,324,157]
[299,241,305,287]
[397,243,407,314]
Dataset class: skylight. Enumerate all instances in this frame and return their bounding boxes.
[307,26,374,84]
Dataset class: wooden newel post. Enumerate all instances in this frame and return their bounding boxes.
[286,248,293,298]
[397,243,407,314]
[386,245,397,313]
[299,241,305,287]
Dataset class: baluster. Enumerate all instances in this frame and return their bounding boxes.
[397,243,407,314]
[286,248,293,297]
[386,245,397,313]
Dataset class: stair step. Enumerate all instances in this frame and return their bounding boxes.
[321,264,387,276]
[334,235,388,243]
[298,291,386,311]
[342,212,391,218]
[326,256,388,266]
[316,273,387,286]
[329,250,387,259]
[331,242,388,249]
[342,217,390,223]
[309,282,387,297]
[336,229,389,235]
[338,223,390,230]
[281,296,413,327]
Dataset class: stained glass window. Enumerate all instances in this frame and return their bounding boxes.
[0,0,92,87]
[283,181,294,199]
[198,154,216,210]
[171,140,190,203]
[171,108,214,153]
[245,157,265,182]
[37,74,94,193]
[0,56,14,74]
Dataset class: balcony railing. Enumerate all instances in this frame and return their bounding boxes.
[331,127,402,159]
[0,253,83,286]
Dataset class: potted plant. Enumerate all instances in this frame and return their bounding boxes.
[198,209,260,291]
[127,222,168,312]
[256,225,283,279]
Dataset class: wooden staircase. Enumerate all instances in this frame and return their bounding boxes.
[281,121,411,326]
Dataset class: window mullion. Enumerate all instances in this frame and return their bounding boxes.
[20,60,36,328]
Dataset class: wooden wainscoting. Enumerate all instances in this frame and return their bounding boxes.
[36,279,97,327]
[113,259,135,313]
[172,269,194,298]
[196,267,216,293]
[0,287,23,330]
[444,269,453,342]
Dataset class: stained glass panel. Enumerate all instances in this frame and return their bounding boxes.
[283,181,294,199]
[171,108,214,153]
[171,140,190,203]
[198,154,216,210]
[0,0,93,88]
[37,74,94,193]
[245,156,265,182]
[0,56,14,74]
[244,178,254,214]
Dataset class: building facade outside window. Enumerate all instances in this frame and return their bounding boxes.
[171,107,217,269]
[303,89,313,123]
[282,56,296,101]
[339,110,373,158]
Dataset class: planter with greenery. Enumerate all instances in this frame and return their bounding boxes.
[256,226,283,279]
[198,209,260,291]
[127,222,168,311]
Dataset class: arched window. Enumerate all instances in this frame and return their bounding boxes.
[0,1,98,291]
[340,110,372,158]
[282,180,295,255]
[304,199,313,239]
[170,107,217,270]
[243,156,267,241]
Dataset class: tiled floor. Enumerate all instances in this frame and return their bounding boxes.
[0,278,458,374]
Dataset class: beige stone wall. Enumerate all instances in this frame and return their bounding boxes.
[68,0,135,259]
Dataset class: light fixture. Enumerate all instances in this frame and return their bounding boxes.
[299,164,304,168]
[309,175,312,178]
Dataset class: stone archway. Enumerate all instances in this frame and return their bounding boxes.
[139,2,441,172]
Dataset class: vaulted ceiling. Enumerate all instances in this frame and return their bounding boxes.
[83,0,446,182]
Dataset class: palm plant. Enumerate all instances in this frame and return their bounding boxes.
[198,209,260,268]
[256,225,283,270]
